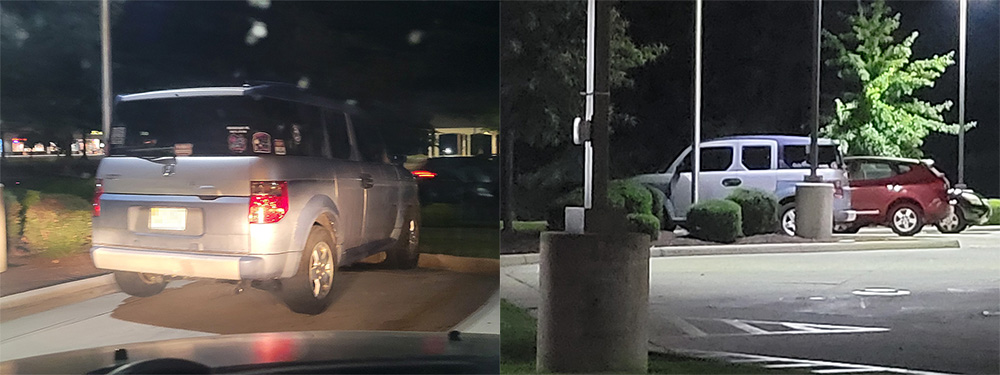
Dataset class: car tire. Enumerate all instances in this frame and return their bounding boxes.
[386,208,420,269]
[833,223,861,234]
[280,226,337,315]
[888,202,924,237]
[778,203,796,236]
[935,208,967,234]
[114,271,167,297]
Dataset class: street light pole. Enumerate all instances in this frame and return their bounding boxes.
[956,0,967,188]
[101,0,112,154]
[692,0,703,204]
[807,0,822,182]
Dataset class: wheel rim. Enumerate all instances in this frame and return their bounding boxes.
[309,241,334,298]
[893,207,918,232]
[782,209,796,235]
[939,212,959,231]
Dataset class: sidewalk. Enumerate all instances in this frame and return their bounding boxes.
[0,252,107,297]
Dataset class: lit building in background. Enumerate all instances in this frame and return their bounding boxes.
[427,115,497,157]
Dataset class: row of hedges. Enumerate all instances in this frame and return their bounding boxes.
[988,199,1000,225]
[545,180,660,239]
[3,190,92,258]
[686,188,779,243]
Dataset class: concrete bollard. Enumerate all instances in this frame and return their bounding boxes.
[1,183,6,273]
[537,231,650,373]
[795,182,834,239]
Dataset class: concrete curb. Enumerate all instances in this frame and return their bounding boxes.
[0,274,118,311]
[418,253,499,275]
[450,288,500,334]
[501,238,960,267]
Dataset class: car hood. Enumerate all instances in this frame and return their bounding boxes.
[0,330,499,374]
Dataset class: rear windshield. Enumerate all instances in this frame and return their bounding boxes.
[109,96,336,158]
[781,145,842,169]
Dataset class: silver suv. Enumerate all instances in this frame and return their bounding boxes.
[91,84,420,314]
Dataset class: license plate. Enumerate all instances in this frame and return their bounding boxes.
[149,207,187,231]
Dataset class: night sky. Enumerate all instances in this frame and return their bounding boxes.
[615,0,999,196]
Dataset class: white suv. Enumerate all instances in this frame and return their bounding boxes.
[634,135,857,235]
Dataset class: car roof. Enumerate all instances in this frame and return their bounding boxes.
[710,135,838,146]
[116,83,359,114]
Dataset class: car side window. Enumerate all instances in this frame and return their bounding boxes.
[895,163,912,175]
[741,146,771,170]
[352,116,389,164]
[677,147,733,172]
[322,109,352,160]
[860,162,894,180]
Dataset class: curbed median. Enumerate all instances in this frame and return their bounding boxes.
[501,237,960,267]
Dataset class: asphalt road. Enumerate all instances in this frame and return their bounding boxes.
[1,264,496,362]
[502,226,1000,374]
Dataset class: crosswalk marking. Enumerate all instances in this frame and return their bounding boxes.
[674,349,954,375]
[674,317,890,337]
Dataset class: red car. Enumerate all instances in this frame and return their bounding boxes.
[838,156,951,236]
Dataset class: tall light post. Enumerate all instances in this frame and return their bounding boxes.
[101,0,112,154]
[956,0,967,188]
[808,0,822,182]
[691,0,703,204]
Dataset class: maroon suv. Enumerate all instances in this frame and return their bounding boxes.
[839,156,951,236]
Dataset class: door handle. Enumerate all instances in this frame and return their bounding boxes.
[360,173,375,189]
[722,178,742,187]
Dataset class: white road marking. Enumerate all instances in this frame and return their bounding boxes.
[669,317,707,337]
[721,319,769,334]
[675,349,955,375]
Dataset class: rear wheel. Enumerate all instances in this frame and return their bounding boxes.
[778,203,796,236]
[114,271,167,297]
[834,223,861,234]
[387,209,420,269]
[935,208,967,233]
[280,226,336,315]
[888,202,924,237]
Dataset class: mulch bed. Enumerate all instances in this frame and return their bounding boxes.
[501,229,827,255]
[0,251,107,297]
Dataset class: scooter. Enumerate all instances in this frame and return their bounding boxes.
[935,188,993,233]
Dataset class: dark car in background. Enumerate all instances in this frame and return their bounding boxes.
[412,156,498,224]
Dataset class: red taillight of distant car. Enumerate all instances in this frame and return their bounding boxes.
[249,181,288,224]
[412,170,437,179]
[93,179,104,217]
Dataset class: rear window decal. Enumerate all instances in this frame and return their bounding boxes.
[174,143,193,156]
[274,139,286,155]
[227,125,250,134]
[291,125,303,145]
[228,133,247,153]
[252,132,272,153]
[110,127,126,145]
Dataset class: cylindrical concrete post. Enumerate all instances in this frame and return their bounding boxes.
[795,182,834,239]
[0,183,7,273]
[537,232,650,373]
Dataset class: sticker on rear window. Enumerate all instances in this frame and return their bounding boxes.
[174,143,193,156]
[227,125,249,134]
[252,132,272,153]
[291,125,302,145]
[274,139,286,155]
[110,127,126,145]
[228,133,247,153]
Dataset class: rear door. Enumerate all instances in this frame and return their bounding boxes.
[95,95,304,254]
[323,109,364,250]
[847,160,898,216]
[735,140,778,193]
[350,115,398,245]
[669,144,736,219]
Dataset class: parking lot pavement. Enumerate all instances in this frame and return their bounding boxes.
[1,265,496,362]
[501,233,1000,374]
[840,225,1000,248]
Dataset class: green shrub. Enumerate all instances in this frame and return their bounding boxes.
[545,180,657,232]
[686,199,743,243]
[987,199,1000,225]
[627,213,660,240]
[642,184,667,228]
[22,193,92,258]
[3,189,22,249]
[725,188,779,236]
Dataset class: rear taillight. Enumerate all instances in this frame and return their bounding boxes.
[93,179,103,217]
[412,170,437,179]
[249,181,288,224]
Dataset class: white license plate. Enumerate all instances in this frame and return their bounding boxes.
[149,207,187,231]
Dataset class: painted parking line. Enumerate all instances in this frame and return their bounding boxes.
[676,349,953,375]
[673,317,889,337]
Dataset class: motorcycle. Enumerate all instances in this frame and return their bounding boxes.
[935,188,993,233]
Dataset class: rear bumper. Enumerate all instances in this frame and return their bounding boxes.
[91,246,299,280]
[835,210,858,223]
